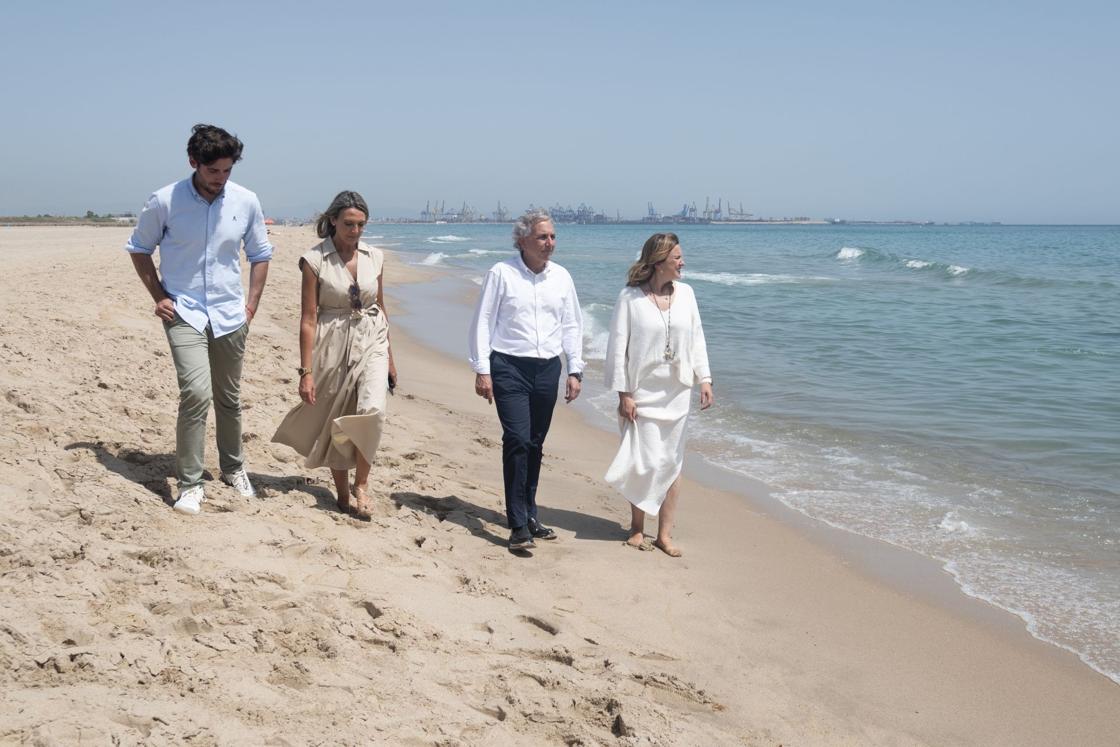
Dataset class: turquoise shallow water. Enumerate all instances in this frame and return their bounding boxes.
[371,222,1120,683]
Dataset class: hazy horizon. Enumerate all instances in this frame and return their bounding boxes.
[2,1,1117,225]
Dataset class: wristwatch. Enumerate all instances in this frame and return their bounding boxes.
[569,371,583,382]
[297,367,313,377]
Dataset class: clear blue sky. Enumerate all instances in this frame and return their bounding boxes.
[2,1,1117,223]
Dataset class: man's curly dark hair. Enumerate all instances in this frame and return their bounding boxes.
[186,124,243,165]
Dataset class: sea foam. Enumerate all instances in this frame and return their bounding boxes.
[688,271,832,286]
[938,511,978,536]
[580,302,614,360]
[426,235,472,243]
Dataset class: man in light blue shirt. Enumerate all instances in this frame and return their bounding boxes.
[125,124,272,515]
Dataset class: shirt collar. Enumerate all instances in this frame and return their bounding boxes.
[515,251,550,277]
[324,235,370,257]
[185,174,226,204]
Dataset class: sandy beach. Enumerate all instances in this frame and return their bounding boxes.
[1,224,1117,745]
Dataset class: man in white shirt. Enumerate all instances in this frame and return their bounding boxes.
[469,209,585,551]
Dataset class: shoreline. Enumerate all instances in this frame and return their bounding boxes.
[385,229,1119,682]
[380,231,1120,740]
[1,224,1117,744]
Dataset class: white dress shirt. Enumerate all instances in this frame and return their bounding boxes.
[469,254,585,376]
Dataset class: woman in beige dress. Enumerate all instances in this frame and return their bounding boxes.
[273,191,397,520]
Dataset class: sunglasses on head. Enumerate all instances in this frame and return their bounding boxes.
[349,283,361,310]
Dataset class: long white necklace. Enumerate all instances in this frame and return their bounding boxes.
[648,281,674,361]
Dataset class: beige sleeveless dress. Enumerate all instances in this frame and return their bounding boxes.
[272,237,390,470]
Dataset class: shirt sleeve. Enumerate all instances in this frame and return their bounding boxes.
[690,288,712,384]
[604,289,631,392]
[560,275,585,375]
[124,194,164,254]
[297,247,323,277]
[242,198,274,263]
[468,267,501,375]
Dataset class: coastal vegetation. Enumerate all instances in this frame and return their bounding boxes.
[0,211,136,226]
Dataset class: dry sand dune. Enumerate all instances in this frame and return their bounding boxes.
[1,226,1117,745]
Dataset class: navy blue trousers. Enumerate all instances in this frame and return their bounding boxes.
[490,351,561,531]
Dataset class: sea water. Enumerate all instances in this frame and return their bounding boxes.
[369,222,1120,684]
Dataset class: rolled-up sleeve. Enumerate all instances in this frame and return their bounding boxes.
[604,290,631,392]
[124,194,163,254]
[468,268,500,374]
[242,199,273,263]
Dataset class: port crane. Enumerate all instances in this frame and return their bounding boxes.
[726,201,752,220]
[701,197,724,221]
[421,200,448,222]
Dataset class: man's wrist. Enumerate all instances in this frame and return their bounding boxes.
[568,372,583,382]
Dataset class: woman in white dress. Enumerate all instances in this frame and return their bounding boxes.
[603,233,713,556]
[272,191,398,520]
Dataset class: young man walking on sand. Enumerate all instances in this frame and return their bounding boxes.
[469,209,585,551]
[125,124,272,515]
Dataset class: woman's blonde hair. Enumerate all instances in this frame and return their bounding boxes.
[626,232,680,287]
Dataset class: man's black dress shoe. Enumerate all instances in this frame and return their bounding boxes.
[509,527,536,551]
[528,518,557,540]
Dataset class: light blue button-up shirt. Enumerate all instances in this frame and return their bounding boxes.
[125,176,273,337]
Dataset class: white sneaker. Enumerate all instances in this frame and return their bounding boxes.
[173,485,205,515]
[220,467,256,498]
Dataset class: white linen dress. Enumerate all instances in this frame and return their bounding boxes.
[272,238,390,470]
[603,282,711,514]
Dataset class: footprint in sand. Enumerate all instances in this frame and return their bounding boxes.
[457,574,513,599]
[518,615,559,636]
[630,671,721,709]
